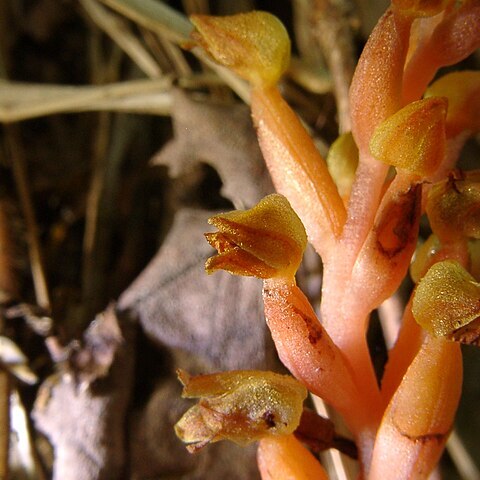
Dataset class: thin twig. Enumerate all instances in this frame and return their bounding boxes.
[4,126,51,311]
[447,429,480,480]
[312,0,357,133]
[291,0,332,95]
[80,0,162,79]
[311,395,358,480]
[81,113,142,323]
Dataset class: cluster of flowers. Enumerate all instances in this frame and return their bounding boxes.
[174,1,480,478]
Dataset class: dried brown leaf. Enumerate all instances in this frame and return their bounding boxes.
[119,208,276,371]
[153,89,273,209]
[33,308,134,480]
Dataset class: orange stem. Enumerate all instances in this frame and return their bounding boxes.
[251,87,346,259]
[370,336,463,480]
[257,435,329,480]
[263,278,379,467]
[402,1,480,104]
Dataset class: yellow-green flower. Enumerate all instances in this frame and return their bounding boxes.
[205,194,307,280]
[175,369,307,452]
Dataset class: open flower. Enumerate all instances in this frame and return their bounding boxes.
[174,369,307,452]
[205,194,307,280]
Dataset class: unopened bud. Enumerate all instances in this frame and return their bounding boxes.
[190,12,290,88]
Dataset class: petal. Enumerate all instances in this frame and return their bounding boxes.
[205,248,278,278]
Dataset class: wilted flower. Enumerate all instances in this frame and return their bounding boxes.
[174,369,307,452]
[205,194,307,280]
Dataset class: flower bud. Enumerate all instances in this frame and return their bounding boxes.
[412,260,480,337]
[205,194,307,280]
[326,132,359,203]
[410,234,442,283]
[175,369,307,452]
[258,434,329,480]
[190,11,290,88]
[369,97,447,177]
[369,336,462,479]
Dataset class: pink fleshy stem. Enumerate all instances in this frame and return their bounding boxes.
[262,278,380,468]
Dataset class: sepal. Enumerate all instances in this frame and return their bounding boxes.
[392,0,454,18]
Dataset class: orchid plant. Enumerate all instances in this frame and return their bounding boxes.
[174,1,480,478]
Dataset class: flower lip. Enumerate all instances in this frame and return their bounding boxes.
[205,194,307,280]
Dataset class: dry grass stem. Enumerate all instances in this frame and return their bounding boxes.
[4,127,50,311]
[446,430,480,480]
[100,0,192,43]
[153,33,193,77]
[100,0,251,102]
[81,0,162,78]
[311,395,358,480]
[0,79,173,123]
[312,0,356,133]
